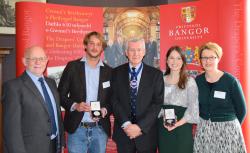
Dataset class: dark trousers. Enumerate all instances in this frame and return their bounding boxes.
[49,137,57,153]
[116,139,157,153]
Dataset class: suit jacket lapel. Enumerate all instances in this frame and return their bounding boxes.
[123,64,131,104]
[136,64,148,110]
[21,72,50,116]
[45,77,63,144]
[78,61,86,101]
[97,66,105,101]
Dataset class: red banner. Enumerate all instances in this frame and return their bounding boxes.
[16,0,249,152]
[160,0,217,74]
[160,0,249,151]
[16,2,103,76]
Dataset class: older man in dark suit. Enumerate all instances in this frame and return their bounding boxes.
[112,38,164,153]
[2,46,64,153]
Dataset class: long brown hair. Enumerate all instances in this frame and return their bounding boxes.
[165,46,187,89]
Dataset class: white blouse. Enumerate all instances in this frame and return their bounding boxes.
[158,76,199,124]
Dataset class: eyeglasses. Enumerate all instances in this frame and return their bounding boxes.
[200,56,217,61]
[26,57,48,62]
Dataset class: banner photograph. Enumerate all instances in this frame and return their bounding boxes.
[14,0,249,152]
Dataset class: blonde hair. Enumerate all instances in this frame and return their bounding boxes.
[199,42,223,59]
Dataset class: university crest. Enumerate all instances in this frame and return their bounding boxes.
[181,6,196,23]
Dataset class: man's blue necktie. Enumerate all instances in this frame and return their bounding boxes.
[130,68,137,123]
[129,64,143,124]
[38,77,57,136]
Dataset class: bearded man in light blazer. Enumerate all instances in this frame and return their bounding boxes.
[2,46,64,153]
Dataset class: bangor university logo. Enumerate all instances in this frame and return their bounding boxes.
[181,6,196,23]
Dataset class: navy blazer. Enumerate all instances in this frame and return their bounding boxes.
[111,63,164,150]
